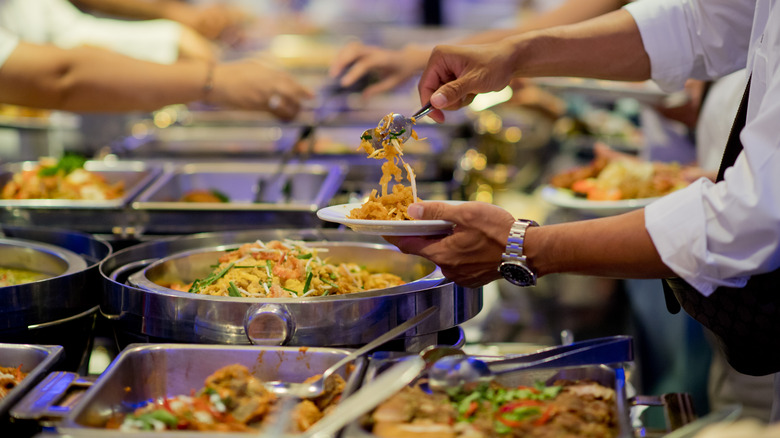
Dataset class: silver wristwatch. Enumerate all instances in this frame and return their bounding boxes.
[498,219,539,287]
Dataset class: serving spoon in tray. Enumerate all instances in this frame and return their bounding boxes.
[263,306,438,399]
[426,335,634,392]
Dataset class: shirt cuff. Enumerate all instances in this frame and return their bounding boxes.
[623,0,692,92]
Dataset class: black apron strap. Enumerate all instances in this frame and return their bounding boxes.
[662,76,752,315]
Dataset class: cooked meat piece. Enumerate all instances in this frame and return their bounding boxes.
[374,420,457,438]
[293,400,323,432]
[307,373,346,410]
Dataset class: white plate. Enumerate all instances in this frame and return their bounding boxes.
[541,185,658,216]
[317,201,465,236]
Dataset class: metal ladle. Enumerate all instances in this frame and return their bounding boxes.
[262,306,437,399]
[426,335,633,392]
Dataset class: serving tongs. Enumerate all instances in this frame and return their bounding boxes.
[426,335,634,391]
[256,67,368,203]
[263,306,438,398]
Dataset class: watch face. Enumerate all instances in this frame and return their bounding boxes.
[499,262,536,287]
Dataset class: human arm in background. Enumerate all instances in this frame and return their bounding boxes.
[0,41,312,119]
[329,0,628,98]
[68,0,249,43]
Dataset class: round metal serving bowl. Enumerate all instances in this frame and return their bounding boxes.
[0,225,113,372]
[100,229,482,350]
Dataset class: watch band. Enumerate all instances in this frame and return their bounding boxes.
[502,219,539,264]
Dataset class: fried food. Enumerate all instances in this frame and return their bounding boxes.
[1,155,124,201]
[550,155,689,201]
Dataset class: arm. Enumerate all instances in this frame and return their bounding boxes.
[0,42,312,118]
[419,9,649,122]
[69,0,246,41]
[386,202,672,288]
[459,0,628,45]
[330,0,628,96]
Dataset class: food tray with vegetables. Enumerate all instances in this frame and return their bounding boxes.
[13,344,365,436]
[347,361,633,438]
[0,156,160,209]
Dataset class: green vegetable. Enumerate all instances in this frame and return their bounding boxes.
[296,253,313,259]
[148,409,178,427]
[188,262,234,293]
[38,153,87,177]
[209,189,230,203]
[360,134,373,140]
[282,286,299,296]
[227,281,242,297]
[302,272,313,294]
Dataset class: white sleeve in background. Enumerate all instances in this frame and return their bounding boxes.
[0,0,182,64]
[0,25,19,70]
[624,0,754,92]
[644,0,780,296]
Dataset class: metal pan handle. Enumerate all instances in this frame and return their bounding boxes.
[10,372,94,423]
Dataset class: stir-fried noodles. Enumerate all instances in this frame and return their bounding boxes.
[163,239,405,298]
[348,113,422,220]
[0,365,27,400]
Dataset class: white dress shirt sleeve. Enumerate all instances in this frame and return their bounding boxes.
[640,0,780,296]
[0,25,19,70]
[624,0,753,92]
[0,0,182,65]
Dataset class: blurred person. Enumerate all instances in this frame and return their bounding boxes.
[68,0,250,46]
[329,0,628,99]
[0,0,217,64]
[0,28,311,119]
[387,0,780,422]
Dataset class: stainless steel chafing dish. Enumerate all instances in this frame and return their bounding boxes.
[0,343,63,420]
[346,362,634,438]
[130,161,346,234]
[0,159,160,234]
[12,344,365,437]
[0,225,112,372]
[100,229,481,351]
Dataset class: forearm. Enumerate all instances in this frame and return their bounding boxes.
[69,0,180,20]
[0,43,206,112]
[460,0,627,45]
[525,209,675,279]
[508,9,650,81]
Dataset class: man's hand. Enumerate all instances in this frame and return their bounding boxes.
[384,201,515,288]
[418,40,518,123]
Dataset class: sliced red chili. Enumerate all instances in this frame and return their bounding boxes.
[533,405,556,426]
[463,400,479,418]
[499,399,544,413]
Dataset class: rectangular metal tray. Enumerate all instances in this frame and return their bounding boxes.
[0,343,63,418]
[130,161,346,234]
[51,344,365,436]
[345,361,633,438]
[0,159,161,209]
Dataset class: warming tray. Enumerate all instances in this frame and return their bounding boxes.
[0,343,63,419]
[0,159,161,234]
[12,344,365,437]
[0,159,160,209]
[130,161,346,234]
[347,362,633,438]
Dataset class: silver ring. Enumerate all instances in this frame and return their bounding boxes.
[268,94,282,110]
